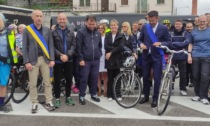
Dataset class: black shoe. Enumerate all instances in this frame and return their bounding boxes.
[79,97,86,105]
[189,83,194,87]
[139,97,149,104]
[151,99,157,108]
[31,104,38,114]
[91,95,100,102]
[134,86,139,90]
[44,102,55,111]
[0,106,10,113]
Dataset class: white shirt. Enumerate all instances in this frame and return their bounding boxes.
[152,22,159,33]
[112,34,116,43]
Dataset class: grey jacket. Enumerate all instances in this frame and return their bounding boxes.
[22,25,55,65]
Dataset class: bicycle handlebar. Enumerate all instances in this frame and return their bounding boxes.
[158,45,188,54]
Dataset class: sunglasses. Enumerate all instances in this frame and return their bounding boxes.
[139,23,142,25]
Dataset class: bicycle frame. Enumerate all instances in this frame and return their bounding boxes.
[157,45,187,115]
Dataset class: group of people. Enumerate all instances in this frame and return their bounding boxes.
[0,9,210,114]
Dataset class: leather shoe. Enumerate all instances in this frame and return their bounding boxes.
[151,99,157,108]
[139,97,149,104]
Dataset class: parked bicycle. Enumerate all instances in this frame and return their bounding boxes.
[113,53,142,108]
[157,45,187,115]
[11,65,30,103]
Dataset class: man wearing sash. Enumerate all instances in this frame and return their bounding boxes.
[22,10,55,113]
[138,10,171,108]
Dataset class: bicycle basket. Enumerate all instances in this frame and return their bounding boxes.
[123,56,135,68]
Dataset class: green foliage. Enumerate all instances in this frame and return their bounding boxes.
[0,0,6,5]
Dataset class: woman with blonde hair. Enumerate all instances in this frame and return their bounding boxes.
[121,21,137,59]
[105,19,124,101]
[97,23,108,97]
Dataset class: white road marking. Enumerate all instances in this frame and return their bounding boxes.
[1,94,210,122]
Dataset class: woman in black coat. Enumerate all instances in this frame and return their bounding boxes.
[105,19,125,101]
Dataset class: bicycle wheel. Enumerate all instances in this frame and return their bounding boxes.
[113,71,142,108]
[12,70,29,103]
[157,72,172,115]
[4,73,16,105]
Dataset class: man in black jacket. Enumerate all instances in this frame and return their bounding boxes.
[76,15,102,105]
[52,13,76,108]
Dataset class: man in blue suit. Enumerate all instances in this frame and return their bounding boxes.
[138,10,171,108]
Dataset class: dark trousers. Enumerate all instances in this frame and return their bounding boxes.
[172,60,187,91]
[186,62,193,85]
[79,59,100,97]
[73,56,80,88]
[54,62,73,98]
[192,57,210,99]
[107,69,120,99]
[142,55,162,100]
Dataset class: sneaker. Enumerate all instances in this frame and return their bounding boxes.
[0,106,10,113]
[73,87,79,93]
[31,104,38,114]
[44,102,55,111]
[180,90,187,96]
[91,95,100,102]
[79,97,86,105]
[108,98,113,101]
[200,99,210,105]
[54,99,61,108]
[117,97,122,101]
[191,96,200,101]
[65,97,75,106]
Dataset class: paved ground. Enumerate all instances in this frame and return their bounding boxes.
[0,80,210,126]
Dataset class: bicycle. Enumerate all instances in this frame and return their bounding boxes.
[157,45,187,115]
[11,65,30,103]
[113,55,142,108]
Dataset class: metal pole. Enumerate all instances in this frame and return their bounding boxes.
[140,0,141,14]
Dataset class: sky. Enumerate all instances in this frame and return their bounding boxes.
[174,0,210,15]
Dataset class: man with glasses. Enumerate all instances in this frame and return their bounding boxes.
[188,15,210,105]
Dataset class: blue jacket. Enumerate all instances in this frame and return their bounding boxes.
[170,29,190,60]
[76,26,102,61]
[139,23,171,62]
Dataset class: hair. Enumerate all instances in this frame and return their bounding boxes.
[110,19,118,25]
[18,24,26,28]
[121,22,132,36]
[147,10,159,17]
[175,19,183,24]
[85,15,96,22]
[186,22,194,27]
[138,19,147,24]
[97,23,106,34]
[31,10,43,17]
[132,21,138,25]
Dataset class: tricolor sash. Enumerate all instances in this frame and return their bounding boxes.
[26,24,53,81]
[145,24,166,70]
[26,24,50,59]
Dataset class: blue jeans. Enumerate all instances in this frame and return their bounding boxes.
[192,57,210,99]
[79,59,100,97]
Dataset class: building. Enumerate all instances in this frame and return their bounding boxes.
[73,0,173,15]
